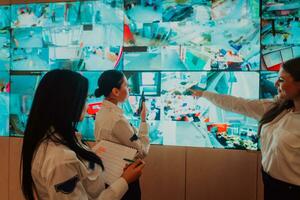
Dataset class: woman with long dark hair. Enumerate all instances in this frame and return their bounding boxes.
[94,70,150,200]
[21,69,144,200]
[190,57,300,200]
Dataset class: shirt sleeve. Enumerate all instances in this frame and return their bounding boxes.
[112,118,150,158]
[46,161,89,200]
[98,178,128,200]
[202,91,275,121]
[46,160,128,200]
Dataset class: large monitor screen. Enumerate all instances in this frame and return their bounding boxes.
[0,71,9,136]
[0,5,10,137]
[1,0,299,150]
[125,71,259,149]
[261,0,300,71]
[10,72,43,136]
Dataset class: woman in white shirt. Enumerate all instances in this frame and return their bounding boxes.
[190,57,300,200]
[94,70,150,200]
[21,69,145,200]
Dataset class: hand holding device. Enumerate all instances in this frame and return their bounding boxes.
[188,88,204,97]
[137,91,145,115]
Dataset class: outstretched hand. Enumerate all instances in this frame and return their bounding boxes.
[188,88,204,97]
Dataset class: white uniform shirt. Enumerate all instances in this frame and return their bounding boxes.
[203,91,300,186]
[31,138,128,200]
[94,100,150,158]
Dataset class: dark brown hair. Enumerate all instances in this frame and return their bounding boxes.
[94,70,124,97]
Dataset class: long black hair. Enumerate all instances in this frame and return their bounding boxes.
[94,70,125,97]
[259,57,300,134]
[21,69,103,200]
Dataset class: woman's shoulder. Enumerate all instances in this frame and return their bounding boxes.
[32,140,94,190]
[32,140,81,177]
[96,107,125,124]
[45,140,77,159]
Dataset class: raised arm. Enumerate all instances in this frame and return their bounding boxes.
[190,89,274,120]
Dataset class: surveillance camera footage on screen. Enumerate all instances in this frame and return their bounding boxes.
[1,0,300,150]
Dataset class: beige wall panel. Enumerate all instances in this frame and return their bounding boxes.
[141,145,186,200]
[0,137,9,200]
[9,137,24,200]
[4,138,263,200]
[186,148,258,200]
[0,0,10,5]
[257,153,264,200]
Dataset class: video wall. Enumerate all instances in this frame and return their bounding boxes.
[1,0,300,150]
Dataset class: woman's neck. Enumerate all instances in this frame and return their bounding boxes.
[105,97,118,105]
[293,98,300,112]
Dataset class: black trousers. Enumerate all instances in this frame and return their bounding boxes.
[121,179,141,200]
[262,170,300,200]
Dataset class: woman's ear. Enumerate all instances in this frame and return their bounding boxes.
[112,88,120,97]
